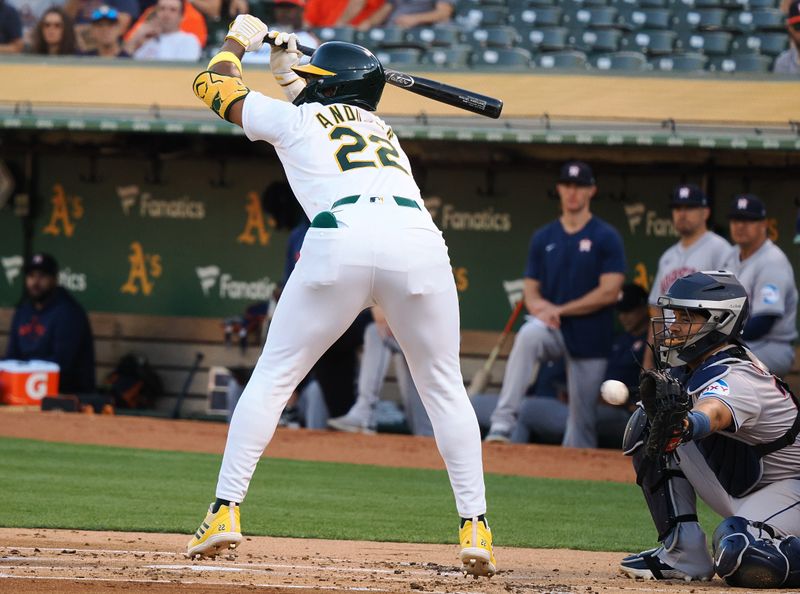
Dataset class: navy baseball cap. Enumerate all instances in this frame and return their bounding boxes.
[670,183,708,208]
[728,194,766,221]
[91,5,119,22]
[558,161,595,187]
[617,283,648,312]
[24,253,59,276]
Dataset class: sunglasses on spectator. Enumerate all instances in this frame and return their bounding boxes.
[91,6,120,21]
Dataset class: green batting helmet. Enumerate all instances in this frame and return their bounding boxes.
[291,41,385,111]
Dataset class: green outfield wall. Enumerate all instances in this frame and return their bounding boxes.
[0,137,798,332]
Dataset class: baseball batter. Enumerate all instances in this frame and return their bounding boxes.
[186,16,495,577]
[644,184,730,368]
[621,271,800,587]
[721,194,797,377]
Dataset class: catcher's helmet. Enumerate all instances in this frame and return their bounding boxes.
[653,271,749,368]
[291,41,385,111]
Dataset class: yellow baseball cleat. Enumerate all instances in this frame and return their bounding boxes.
[187,502,242,559]
[459,517,496,578]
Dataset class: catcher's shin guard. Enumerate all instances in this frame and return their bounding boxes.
[713,516,800,588]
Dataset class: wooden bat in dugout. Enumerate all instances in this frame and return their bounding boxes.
[269,38,504,119]
[467,299,525,397]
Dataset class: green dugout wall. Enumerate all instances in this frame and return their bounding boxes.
[0,138,799,331]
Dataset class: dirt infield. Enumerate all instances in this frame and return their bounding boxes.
[0,409,748,593]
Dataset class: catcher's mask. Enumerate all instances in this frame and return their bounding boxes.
[291,41,385,111]
[653,271,749,368]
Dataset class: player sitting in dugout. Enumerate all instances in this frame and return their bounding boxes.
[510,283,648,447]
[620,271,800,588]
[4,253,95,394]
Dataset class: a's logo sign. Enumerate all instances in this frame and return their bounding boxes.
[738,198,749,210]
[196,266,221,296]
[121,242,162,296]
[624,203,646,234]
[25,373,49,400]
[387,72,415,88]
[1,255,23,284]
[237,192,272,246]
[42,184,83,238]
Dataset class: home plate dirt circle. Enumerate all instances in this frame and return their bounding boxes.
[0,528,749,594]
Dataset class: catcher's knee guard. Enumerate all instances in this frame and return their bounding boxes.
[622,405,647,455]
[713,516,800,588]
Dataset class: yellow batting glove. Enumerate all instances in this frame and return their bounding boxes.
[226,14,268,52]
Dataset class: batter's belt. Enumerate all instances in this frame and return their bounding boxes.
[332,195,421,210]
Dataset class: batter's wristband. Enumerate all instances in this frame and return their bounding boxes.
[209,51,244,74]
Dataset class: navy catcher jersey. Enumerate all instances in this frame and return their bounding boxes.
[525,216,626,358]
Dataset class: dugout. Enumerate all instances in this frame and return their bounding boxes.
[0,57,799,415]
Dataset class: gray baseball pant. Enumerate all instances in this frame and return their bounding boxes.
[489,316,607,448]
[653,441,800,575]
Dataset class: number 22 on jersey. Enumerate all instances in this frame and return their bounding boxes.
[329,126,409,175]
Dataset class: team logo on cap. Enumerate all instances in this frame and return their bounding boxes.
[679,187,690,199]
[569,165,580,177]
[738,197,749,210]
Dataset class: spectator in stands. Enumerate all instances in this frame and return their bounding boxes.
[30,7,77,55]
[327,306,432,436]
[127,0,202,61]
[65,0,139,51]
[189,0,220,19]
[124,0,207,50]
[512,283,648,447]
[722,194,798,376]
[244,0,319,64]
[0,0,24,53]
[774,0,800,74]
[304,0,385,28]
[224,0,248,18]
[7,0,53,48]
[358,0,455,29]
[84,6,130,57]
[642,184,731,369]
[4,253,95,394]
[485,161,626,448]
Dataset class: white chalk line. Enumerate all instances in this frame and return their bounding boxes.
[0,548,466,577]
[0,573,489,594]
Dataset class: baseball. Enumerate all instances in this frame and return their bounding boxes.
[600,380,629,405]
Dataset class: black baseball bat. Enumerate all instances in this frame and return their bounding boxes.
[171,352,205,419]
[269,38,503,119]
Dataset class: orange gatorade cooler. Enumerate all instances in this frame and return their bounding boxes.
[0,360,60,405]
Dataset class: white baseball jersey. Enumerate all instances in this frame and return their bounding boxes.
[242,92,423,221]
[649,231,731,305]
[722,239,798,343]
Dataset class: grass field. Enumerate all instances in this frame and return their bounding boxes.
[0,437,721,552]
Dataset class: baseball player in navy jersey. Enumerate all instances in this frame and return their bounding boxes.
[721,194,798,377]
[621,271,800,587]
[486,161,626,448]
[186,16,495,577]
[643,184,731,369]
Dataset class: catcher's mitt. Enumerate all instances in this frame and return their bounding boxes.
[639,369,691,459]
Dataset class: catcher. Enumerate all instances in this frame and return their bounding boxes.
[621,271,800,587]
